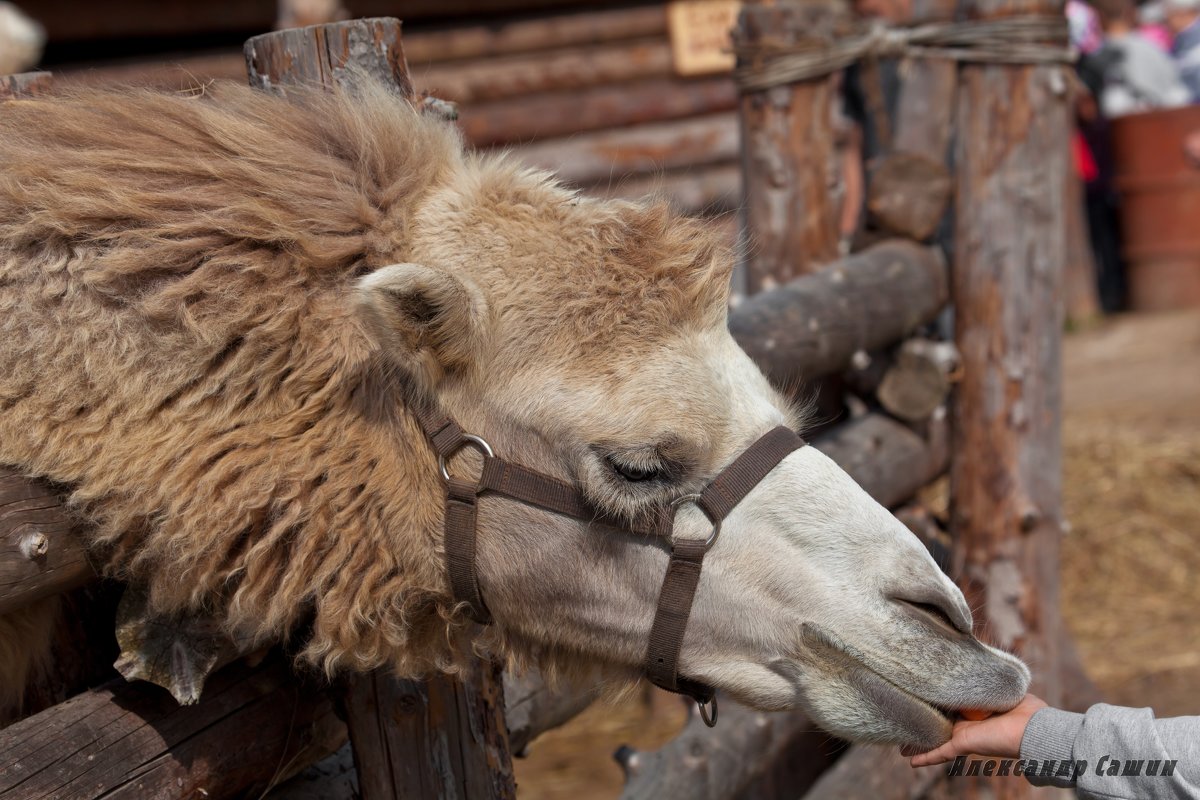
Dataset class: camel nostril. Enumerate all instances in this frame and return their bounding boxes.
[894,597,971,636]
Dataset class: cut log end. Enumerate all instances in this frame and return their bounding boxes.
[244,18,414,99]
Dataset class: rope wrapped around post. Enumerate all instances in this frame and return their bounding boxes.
[733,15,1074,92]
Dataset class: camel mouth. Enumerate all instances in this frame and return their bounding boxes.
[799,623,957,749]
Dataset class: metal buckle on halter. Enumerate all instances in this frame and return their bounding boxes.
[668,493,721,551]
[438,434,494,482]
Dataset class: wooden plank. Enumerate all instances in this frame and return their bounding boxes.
[0,656,345,800]
[244,17,414,99]
[728,239,949,385]
[734,2,843,291]
[403,5,666,65]
[418,37,673,105]
[0,465,93,620]
[508,112,738,186]
[461,75,738,148]
[343,662,516,800]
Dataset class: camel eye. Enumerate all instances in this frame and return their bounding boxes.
[606,456,663,483]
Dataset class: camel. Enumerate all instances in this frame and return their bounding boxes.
[0,80,1028,748]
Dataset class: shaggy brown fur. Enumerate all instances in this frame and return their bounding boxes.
[0,81,728,700]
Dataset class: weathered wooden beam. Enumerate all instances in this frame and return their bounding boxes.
[0,464,93,619]
[271,666,599,798]
[814,413,948,510]
[0,656,345,800]
[891,0,960,163]
[507,112,738,186]
[343,661,516,800]
[867,153,953,242]
[802,744,942,800]
[618,703,833,800]
[734,2,845,292]
[244,17,414,99]
[0,72,52,101]
[421,38,672,105]
[463,75,738,148]
[729,239,949,386]
[504,669,597,755]
[403,5,666,65]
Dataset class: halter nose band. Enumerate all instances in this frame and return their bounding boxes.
[414,404,806,726]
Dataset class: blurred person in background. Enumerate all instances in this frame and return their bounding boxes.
[1165,0,1200,98]
[1137,0,1174,52]
[1091,0,1190,116]
[1070,0,1107,53]
[0,2,43,76]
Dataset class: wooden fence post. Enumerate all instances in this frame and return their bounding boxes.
[241,18,515,799]
[344,660,515,799]
[951,0,1072,796]
[733,0,844,293]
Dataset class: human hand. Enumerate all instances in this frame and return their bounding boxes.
[906,694,1048,767]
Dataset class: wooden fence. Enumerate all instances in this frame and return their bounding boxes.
[0,3,1099,798]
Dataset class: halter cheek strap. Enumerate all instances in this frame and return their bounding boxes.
[413,404,805,726]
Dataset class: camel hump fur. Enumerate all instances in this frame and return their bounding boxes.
[0,81,731,708]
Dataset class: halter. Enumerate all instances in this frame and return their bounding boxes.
[414,405,805,727]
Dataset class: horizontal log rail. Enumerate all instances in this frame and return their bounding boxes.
[0,470,93,616]
[508,112,738,186]
[617,702,835,800]
[729,239,950,385]
[0,655,345,800]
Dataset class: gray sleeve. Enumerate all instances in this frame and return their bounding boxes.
[1018,704,1200,799]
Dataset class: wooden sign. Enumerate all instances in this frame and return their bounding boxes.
[667,0,743,76]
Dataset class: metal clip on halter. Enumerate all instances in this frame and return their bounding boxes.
[698,694,719,727]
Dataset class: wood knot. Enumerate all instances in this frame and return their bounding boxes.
[19,531,49,560]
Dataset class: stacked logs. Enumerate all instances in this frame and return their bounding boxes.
[48,4,741,220]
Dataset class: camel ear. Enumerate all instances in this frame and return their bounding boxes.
[355,263,488,386]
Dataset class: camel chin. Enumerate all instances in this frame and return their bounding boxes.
[794,623,1030,750]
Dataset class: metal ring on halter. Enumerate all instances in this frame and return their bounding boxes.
[669,493,722,550]
[438,434,494,482]
[698,694,718,727]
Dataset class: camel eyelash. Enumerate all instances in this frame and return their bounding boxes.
[596,446,688,486]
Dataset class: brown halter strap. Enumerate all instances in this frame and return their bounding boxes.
[413,404,805,727]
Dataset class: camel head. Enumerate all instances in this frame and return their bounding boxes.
[354,157,1030,750]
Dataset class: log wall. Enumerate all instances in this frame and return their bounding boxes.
[37,3,742,221]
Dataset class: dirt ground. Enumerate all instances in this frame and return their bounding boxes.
[1059,310,1200,714]
[513,310,1200,799]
